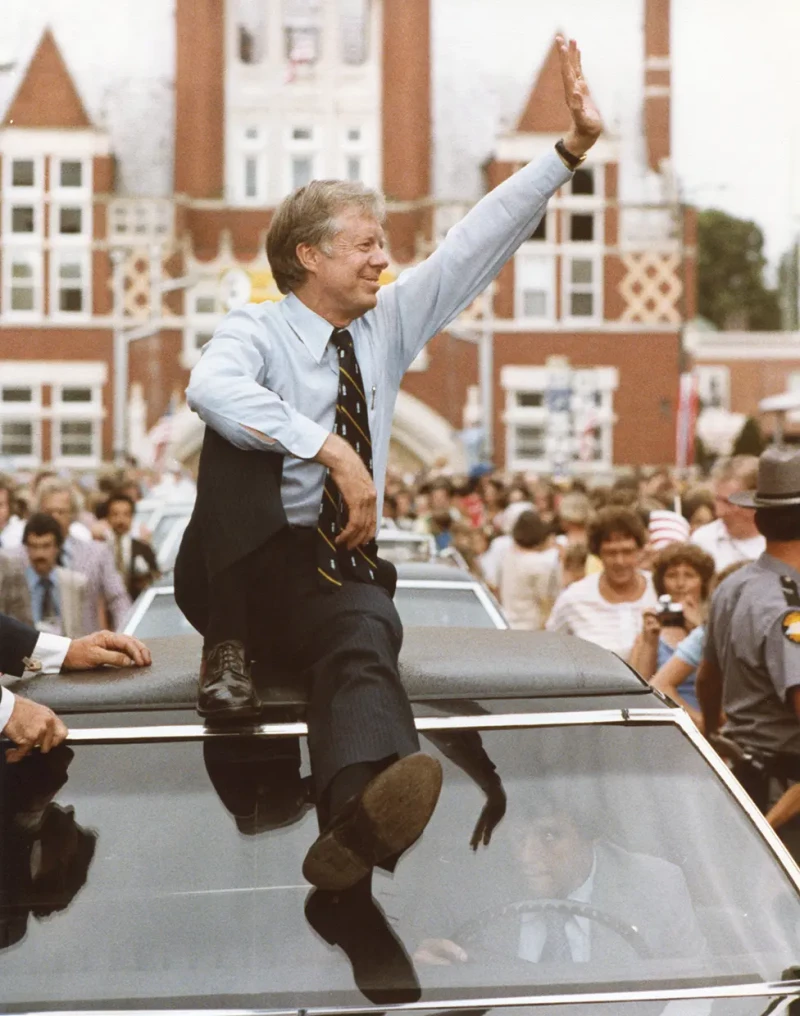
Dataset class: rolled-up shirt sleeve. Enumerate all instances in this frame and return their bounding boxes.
[377,149,573,378]
[186,310,330,459]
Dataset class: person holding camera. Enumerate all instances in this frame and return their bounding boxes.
[628,543,715,684]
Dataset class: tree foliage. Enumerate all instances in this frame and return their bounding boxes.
[732,416,766,457]
[698,210,782,331]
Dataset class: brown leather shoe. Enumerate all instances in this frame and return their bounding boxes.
[303,753,443,891]
[197,640,260,721]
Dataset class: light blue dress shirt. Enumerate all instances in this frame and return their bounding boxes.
[25,565,61,626]
[186,150,572,530]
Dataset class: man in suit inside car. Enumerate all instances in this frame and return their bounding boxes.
[104,492,160,600]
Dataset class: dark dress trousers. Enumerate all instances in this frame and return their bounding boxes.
[174,427,419,797]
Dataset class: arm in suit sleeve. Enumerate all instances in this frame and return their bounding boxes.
[95,544,132,631]
[0,613,70,732]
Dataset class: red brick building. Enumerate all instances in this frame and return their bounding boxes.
[0,0,698,475]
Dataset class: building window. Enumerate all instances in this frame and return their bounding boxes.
[12,160,35,187]
[570,167,595,195]
[236,0,266,63]
[53,256,88,315]
[346,156,362,182]
[58,207,83,235]
[59,420,94,458]
[291,157,312,189]
[11,207,35,233]
[183,284,224,369]
[287,124,319,191]
[340,0,369,65]
[341,124,369,184]
[244,156,258,198]
[563,256,601,321]
[0,421,34,458]
[284,0,323,63]
[235,124,268,204]
[530,217,547,241]
[502,364,618,473]
[61,387,93,403]
[2,252,41,317]
[108,200,173,238]
[1,387,33,403]
[515,252,555,321]
[695,366,730,411]
[569,213,595,243]
[59,161,83,187]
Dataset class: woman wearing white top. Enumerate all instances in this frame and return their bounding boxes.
[499,511,560,631]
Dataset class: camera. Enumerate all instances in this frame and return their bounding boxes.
[656,594,685,628]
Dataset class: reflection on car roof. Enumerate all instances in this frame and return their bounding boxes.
[5,629,653,716]
[396,561,470,581]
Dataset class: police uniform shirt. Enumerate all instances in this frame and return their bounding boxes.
[705,553,800,756]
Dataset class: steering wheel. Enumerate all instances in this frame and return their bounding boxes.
[454,898,652,960]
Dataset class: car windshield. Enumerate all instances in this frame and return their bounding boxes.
[150,512,191,551]
[395,585,498,628]
[3,722,799,1012]
[378,536,434,562]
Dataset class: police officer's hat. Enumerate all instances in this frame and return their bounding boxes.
[729,445,800,508]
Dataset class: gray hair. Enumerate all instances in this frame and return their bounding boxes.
[35,477,81,517]
[267,179,385,295]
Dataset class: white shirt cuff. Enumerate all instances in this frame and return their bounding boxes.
[0,689,15,733]
[31,631,71,675]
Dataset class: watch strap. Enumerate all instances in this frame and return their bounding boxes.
[555,138,586,171]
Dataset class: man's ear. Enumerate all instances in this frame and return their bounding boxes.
[296,243,319,276]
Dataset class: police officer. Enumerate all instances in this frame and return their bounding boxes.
[698,446,800,841]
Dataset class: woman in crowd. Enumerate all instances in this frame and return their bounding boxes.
[499,510,560,631]
[629,542,716,688]
[681,487,716,534]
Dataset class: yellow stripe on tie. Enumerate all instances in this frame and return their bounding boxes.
[358,547,377,568]
[324,485,339,509]
[317,527,337,553]
[339,367,366,403]
[317,567,342,587]
[339,406,371,446]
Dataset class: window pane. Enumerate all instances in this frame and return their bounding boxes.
[11,207,34,233]
[530,217,546,241]
[292,157,312,189]
[516,425,546,457]
[285,27,320,62]
[346,156,361,182]
[523,290,547,317]
[570,213,594,242]
[347,127,361,142]
[236,0,266,64]
[195,296,216,314]
[572,167,595,195]
[10,287,34,311]
[195,332,214,349]
[1,421,33,455]
[59,207,83,234]
[516,391,543,408]
[60,288,84,312]
[292,127,313,141]
[12,160,34,187]
[571,259,593,285]
[244,156,258,198]
[61,388,92,403]
[244,126,259,140]
[340,0,369,65]
[59,262,82,280]
[570,292,594,316]
[11,262,32,279]
[60,161,82,187]
[1,388,32,403]
[61,420,93,456]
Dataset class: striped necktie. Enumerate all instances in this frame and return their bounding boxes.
[316,328,378,591]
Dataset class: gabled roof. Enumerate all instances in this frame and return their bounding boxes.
[516,34,601,135]
[3,28,92,129]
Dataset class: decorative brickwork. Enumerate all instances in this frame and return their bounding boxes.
[618,252,683,325]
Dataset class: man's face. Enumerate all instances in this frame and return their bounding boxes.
[107,500,133,536]
[40,491,73,539]
[25,532,60,576]
[715,479,755,535]
[516,812,594,899]
[598,534,640,586]
[0,489,10,530]
[307,208,389,319]
[430,487,452,513]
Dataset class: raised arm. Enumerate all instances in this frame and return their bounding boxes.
[378,36,602,377]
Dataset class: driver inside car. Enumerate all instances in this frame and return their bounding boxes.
[415,793,707,968]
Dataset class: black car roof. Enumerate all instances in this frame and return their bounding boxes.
[5,629,655,715]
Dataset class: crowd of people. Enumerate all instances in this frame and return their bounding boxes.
[0,463,179,639]
[0,454,764,733]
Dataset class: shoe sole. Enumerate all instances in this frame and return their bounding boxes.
[303,753,443,891]
[197,703,262,722]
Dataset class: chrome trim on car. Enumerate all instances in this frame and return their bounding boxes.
[23,978,800,1015]
[121,584,160,636]
[60,708,677,744]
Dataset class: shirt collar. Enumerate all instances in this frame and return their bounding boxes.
[280,292,336,365]
[25,564,54,587]
[758,552,800,584]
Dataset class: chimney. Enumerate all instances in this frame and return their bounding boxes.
[644,0,671,172]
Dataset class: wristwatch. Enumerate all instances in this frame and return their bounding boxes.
[555,138,586,171]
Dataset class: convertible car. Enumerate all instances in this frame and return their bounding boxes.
[2,628,800,1014]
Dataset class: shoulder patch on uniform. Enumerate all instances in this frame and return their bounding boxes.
[781,610,800,643]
